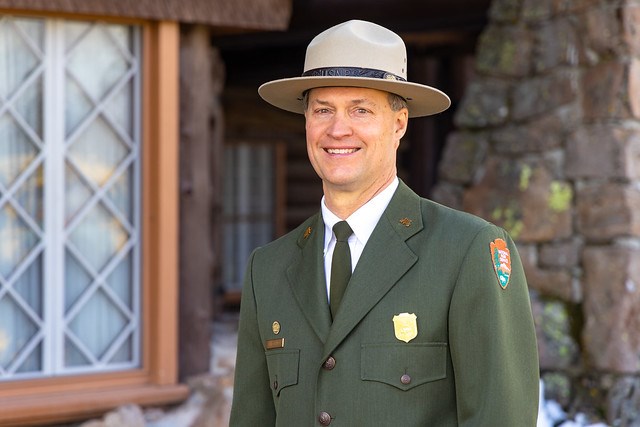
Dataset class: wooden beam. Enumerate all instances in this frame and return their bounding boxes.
[178,23,216,379]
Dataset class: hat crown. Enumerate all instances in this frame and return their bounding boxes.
[303,20,407,80]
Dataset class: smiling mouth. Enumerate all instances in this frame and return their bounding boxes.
[325,148,359,154]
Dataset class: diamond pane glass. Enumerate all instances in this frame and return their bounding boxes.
[67,289,127,360]
[68,202,129,273]
[14,252,43,317]
[65,164,93,224]
[64,21,90,51]
[64,77,94,136]
[0,204,39,279]
[16,341,42,373]
[0,295,38,369]
[106,251,132,309]
[14,18,45,53]
[109,335,132,364]
[104,80,133,137]
[0,114,38,187]
[106,24,132,54]
[66,25,129,101]
[14,164,44,229]
[64,250,93,312]
[0,19,40,99]
[14,75,43,139]
[64,337,90,367]
[106,167,133,224]
[67,117,129,187]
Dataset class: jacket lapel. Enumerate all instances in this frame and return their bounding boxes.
[323,182,423,358]
[287,214,332,343]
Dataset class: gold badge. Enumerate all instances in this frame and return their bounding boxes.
[393,313,418,343]
[272,321,281,335]
[303,226,312,239]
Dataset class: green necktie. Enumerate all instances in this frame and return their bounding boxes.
[330,221,353,319]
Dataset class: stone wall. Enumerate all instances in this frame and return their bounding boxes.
[432,0,640,423]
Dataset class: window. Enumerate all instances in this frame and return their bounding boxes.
[0,16,142,380]
[0,15,185,425]
[222,142,285,296]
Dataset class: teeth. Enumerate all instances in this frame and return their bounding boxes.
[326,148,357,154]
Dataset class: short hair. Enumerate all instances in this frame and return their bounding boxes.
[301,90,408,113]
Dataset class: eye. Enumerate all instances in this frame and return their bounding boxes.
[314,107,331,114]
[354,107,371,116]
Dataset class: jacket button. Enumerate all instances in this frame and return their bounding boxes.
[401,374,411,385]
[318,411,332,425]
[323,356,336,370]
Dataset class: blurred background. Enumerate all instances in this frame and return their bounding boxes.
[1,0,639,425]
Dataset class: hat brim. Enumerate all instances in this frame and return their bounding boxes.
[258,76,451,118]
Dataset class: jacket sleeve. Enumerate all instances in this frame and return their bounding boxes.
[449,225,539,426]
[229,250,277,426]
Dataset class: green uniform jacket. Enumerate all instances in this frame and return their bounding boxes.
[230,181,539,426]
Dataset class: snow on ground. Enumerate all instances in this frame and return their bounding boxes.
[537,380,610,427]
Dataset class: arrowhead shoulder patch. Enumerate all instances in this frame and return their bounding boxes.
[490,238,512,289]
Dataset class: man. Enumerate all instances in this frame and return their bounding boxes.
[230,20,539,426]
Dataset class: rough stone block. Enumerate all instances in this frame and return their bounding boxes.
[582,246,640,373]
[532,296,580,370]
[541,371,573,408]
[454,78,510,128]
[512,70,578,121]
[552,0,606,15]
[623,4,640,57]
[576,183,640,241]
[582,60,630,120]
[520,244,577,301]
[463,156,573,242]
[584,6,623,61]
[630,58,640,119]
[539,239,581,270]
[430,182,464,210]
[566,125,640,180]
[492,105,578,153]
[476,25,533,77]
[522,0,554,21]
[438,131,488,184]
[607,376,640,426]
[534,18,584,72]
[489,0,521,23]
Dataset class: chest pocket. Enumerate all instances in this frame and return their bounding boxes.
[361,342,447,391]
[265,349,300,396]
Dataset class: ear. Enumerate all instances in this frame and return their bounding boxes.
[394,108,409,140]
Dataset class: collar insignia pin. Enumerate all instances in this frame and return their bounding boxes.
[399,218,412,227]
[490,238,512,289]
[303,226,312,239]
[393,313,418,343]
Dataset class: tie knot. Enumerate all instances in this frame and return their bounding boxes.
[333,221,353,242]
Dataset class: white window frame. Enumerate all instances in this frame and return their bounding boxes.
[0,15,143,381]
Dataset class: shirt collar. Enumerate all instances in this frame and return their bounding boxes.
[322,177,399,251]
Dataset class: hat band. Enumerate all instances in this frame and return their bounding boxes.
[302,66,406,82]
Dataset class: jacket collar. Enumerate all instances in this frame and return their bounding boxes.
[287,180,423,349]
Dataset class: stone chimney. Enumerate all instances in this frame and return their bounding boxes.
[433,0,640,423]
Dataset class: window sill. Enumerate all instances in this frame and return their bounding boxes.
[0,383,190,426]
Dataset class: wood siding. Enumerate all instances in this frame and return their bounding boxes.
[0,0,292,29]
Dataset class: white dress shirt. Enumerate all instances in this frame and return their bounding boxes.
[321,177,399,301]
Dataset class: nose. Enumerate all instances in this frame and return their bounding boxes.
[326,113,353,139]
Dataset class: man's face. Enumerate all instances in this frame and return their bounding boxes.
[304,87,408,196]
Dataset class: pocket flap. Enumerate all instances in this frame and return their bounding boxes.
[361,343,447,391]
[265,349,300,395]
